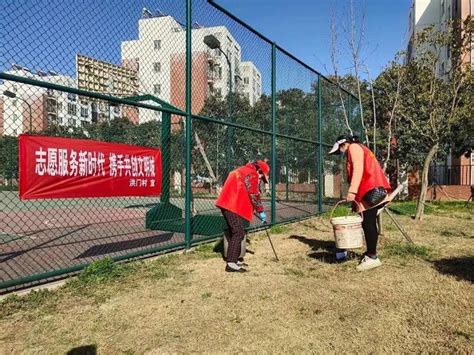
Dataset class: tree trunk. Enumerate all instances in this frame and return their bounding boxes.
[415,143,438,221]
[194,131,216,182]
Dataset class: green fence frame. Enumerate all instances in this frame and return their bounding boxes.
[0,0,361,292]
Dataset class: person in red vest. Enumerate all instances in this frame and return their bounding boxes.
[215,159,270,273]
[329,135,391,271]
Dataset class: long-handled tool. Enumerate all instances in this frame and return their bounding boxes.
[254,214,279,261]
[377,185,414,244]
[384,209,414,244]
[264,227,279,261]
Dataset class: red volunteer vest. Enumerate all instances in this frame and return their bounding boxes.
[346,144,391,203]
[215,164,260,221]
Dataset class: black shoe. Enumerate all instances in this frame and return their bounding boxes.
[225,265,247,273]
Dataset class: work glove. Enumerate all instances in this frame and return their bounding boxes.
[258,212,267,224]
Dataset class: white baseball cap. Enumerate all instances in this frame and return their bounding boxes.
[328,136,348,155]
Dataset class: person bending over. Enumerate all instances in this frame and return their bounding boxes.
[215,160,270,273]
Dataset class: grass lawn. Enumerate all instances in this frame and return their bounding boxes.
[1,202,473,353]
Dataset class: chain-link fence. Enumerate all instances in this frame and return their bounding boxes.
[0,0,361,292]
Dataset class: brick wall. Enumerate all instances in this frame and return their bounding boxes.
[408,184,472,201]
[170,51,208,128]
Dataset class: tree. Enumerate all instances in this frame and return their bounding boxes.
[395,19,473,220]
[86,116,135,144]
[373,54,405,174]
[0,135,19,185]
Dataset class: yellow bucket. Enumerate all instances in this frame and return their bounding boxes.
[330,201,364,249]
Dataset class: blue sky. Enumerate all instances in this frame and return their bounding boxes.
[1,0,411,92]
[216,0,412,78]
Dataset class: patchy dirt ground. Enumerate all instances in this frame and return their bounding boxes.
[1,213,473,353]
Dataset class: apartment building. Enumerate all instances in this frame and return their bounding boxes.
[240,61,262,107]
[76,54,139,124]
[407,0,473,188]
[121,9,262,123]
[0,66,93,136]
[407,0,473,76]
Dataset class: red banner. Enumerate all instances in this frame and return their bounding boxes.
[19,135,162,200]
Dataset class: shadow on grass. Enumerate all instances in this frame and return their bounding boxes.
[67,345,97,355]
[289,235,342,264]
[432,256,474,283]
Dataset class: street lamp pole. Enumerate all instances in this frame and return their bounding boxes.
[204,34,234,177]
[3,90,32,133]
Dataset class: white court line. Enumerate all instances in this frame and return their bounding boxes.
[0,232,26,243]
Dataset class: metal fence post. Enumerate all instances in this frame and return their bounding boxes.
[226,60,233,177]
[185,0,192,249]
[317,75,323,214]
[285,112,289,202]
[271,43,277,224]
[161,112,171,205]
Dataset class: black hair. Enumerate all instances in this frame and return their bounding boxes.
[336,134,360,144]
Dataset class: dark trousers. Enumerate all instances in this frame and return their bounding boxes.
[221,208,246,263]
[362,207,380,255]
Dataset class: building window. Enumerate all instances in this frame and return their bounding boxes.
[154,40,161,50]
[67,93,76,101]
[80,107,88,118]
[67,103,77,115]
[154,84,161,95]
[57,102,63,111]
[215,48,221,57]
[12,99,17,107]
[216,66,222,79]
[47,114,56,125]
[46,98,56,113]
[13,114,19,123]
[244,77,249,85]
[154,62,161,73]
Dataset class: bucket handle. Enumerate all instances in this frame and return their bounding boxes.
[329,200,363,222]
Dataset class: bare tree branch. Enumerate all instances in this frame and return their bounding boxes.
[382,61,404,172]
[364,64,377,155]
[329,6,353,135]
[345,0,369,145]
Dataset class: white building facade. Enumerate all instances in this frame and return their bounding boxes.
[121,11,262,123]
[0,67,94,136]
[240,61,262,106]
[408,0,473,76]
